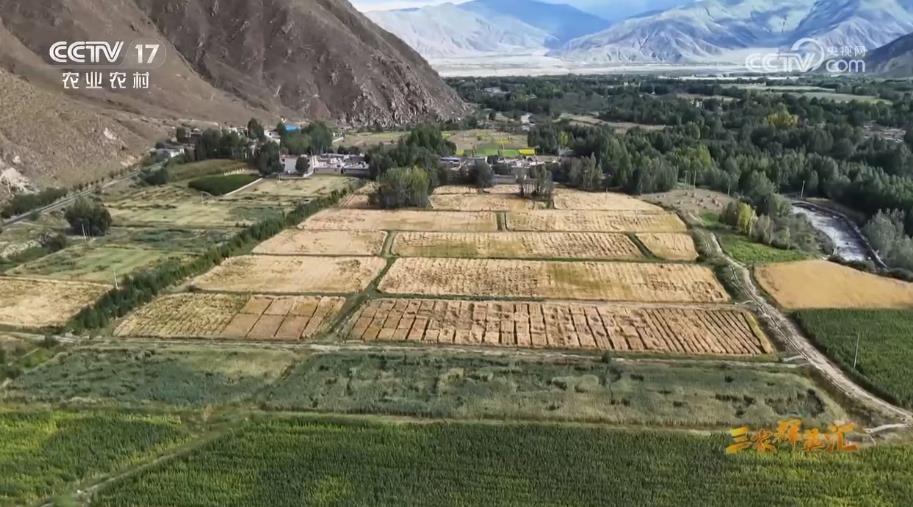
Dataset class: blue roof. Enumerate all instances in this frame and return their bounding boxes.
[283,123,300,132]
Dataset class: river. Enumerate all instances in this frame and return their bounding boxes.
[792,203,883,266]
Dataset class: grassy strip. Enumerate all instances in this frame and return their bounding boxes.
[796,309,913,409]
[719,234,812,265]
[66,186,355,333]
[92,416,913,506]
[188,174,259,196]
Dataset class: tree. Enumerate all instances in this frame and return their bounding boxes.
[469,160,493,188]
[247,119,265,141]
[65,197,112,237]
[370,167,430,209]
[175,127,189,143]
[255,143,281,176]
[736,202,756,236]
[295,156,310,175]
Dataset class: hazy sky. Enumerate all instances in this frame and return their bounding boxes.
[350,0,687,20]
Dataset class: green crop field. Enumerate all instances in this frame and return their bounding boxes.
[227,176,359,200]
[2,345,297,408]
[796,309,913,409]
[263,351,847,427]
[90,417,913,507]
[9,244,191,284]
[720,234,814,265]
[102,228,235,253]
[188,174,259,196]
[0,410,196,506]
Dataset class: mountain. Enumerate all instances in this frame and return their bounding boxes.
[366,0,608,59]
[461,0,610,46]
[553,0,913,64]
[367,3,555,58]
[0,0,466,194]
[866,31,913,76]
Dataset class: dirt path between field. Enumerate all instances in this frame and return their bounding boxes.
[707,232,913,429]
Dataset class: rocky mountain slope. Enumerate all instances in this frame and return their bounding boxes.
[866,31,913,76]
[0,0,467,195]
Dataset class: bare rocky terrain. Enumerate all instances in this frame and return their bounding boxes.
[0,0,468,195]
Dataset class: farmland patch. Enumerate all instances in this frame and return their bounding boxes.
[302,209,498,232]
[552,190,664,212]
[378,258,729,302]
[756,260,913,310]
[429,193,544,211]
[636,233,699,261]
[392,232,643,260]
[507,210,687,233]
[346,299,770,355]
[115,293,345,341]
[254,230,386,256]
[190,255,385,294]
[0,277,110,329]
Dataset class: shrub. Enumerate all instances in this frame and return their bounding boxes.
[469,160,493,188]
[1,188,67,218]
[65,197,112,237]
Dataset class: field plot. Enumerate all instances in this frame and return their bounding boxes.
[0,411,195,507]
[392,232,643,260]
[429,193,544,211]
[636,233,699,261]
[338,193,372,209]
[103,227,234,253]
[448,129,530,157]
[226,176,358,200]
[108,200,281,228]
[264,352,842,426]
[0,277,110,329]
[302,209,498,232]
[115,293,346,341]
[431,185,480,195]
[552,190,664,212]
[347,299,770,355]
[756,260,913,310]
[191,255,385,294]
[9,245,191,283]
[507,210,687,233]
[254,230,386,256]
[2,345,296,406]
[379,258,729,302]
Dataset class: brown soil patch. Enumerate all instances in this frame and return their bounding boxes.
[756,260,913,310]
[636,233,699,261]
[115,293,345,341]
[0,277,110,329]
[378,258,728,303]
[301,209,498,232]
[347,298,771,355]
[191,255,385,294]
[253,230,386,256]
[507,210,686,233]
[392,232,643,260]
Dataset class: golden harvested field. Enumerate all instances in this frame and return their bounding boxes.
[301,209,498,232]
[636,233,699,261]
[191,255,385,294]
[756,260,913,310]
[378,258,728,302]
[429,193,545,211]
[392,232,643,260]
[253,230,386,256]
[0,277,110,329]
[228,176,358,199]
[552,189,665,212]
[346,298,771,355]
[507,210,687,233]
[115,293,344,341]
[337,193,372,209]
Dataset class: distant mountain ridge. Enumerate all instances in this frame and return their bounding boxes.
[866,31,913,76]
[367,0,913,67]
[367,0,609,58]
